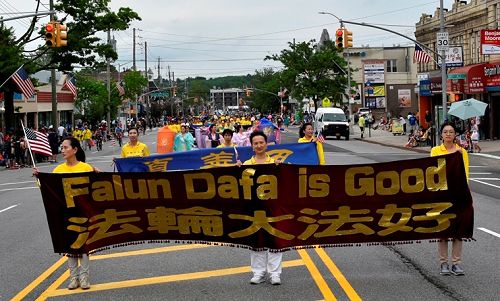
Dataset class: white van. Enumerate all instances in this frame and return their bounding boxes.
[314,107,349,140]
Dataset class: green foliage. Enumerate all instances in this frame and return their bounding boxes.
[251,68,282,113]
[266,40,349,108]
[0,25,25,87]
[123,71,148,100]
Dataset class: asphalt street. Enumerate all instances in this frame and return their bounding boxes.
[1,128,499,301]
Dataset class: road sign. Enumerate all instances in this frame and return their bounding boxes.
[448,74,466,80]
[436,32,449,51]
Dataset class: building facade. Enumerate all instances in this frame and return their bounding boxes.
[210,88,247,112]
[415,0,500,139]
[343,46,418,120]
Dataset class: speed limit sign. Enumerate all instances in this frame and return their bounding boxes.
[437,32,449,51]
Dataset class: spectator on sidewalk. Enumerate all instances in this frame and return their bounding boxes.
[408,112,418,134]
[358,114,366,138]
[399,115,407,135]
[425,110,432,129]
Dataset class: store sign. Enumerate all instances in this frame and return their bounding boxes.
[363,61,385,84]
[419,80,432,96]
[481,30,500,55]
[484,63,500,87]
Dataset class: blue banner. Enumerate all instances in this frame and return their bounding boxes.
[115,142,319,172]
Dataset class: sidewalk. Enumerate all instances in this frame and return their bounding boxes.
[354,126,500,159]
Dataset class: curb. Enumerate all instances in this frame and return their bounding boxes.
[354,138,430,154]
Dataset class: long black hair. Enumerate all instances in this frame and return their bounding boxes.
[66,137,86,162]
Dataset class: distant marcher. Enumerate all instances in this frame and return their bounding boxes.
[217,128,236,148]
[121,127,151,158]
[174,123,195,152]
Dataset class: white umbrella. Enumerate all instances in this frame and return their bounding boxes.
[448,98,488,120]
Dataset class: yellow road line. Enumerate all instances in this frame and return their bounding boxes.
[91,244,212,260]
[35,270,69,301]
[315,248,362,301]
[16,244,210,301]
[44,259,304,298]
[297,249,337,301]
[10,256,67,301]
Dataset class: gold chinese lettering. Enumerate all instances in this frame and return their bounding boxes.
[376,204,413,236]
[86,209,142,244]
[144,158,173,172]
[228,210,294,240]
[412,202,456,233]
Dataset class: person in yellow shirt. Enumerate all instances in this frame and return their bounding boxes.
[73,128,82,142]
[430,122,469,276]
[358,115,366,138]
[82,126,93,151]
[121,127,151,158]
[237,131,283,285]
[217,128,237,148]
[297,122,325,165]
[33,137,97,290]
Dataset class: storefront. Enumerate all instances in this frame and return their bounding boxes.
[484,62,500,140]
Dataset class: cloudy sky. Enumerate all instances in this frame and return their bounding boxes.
[7,0,455,79]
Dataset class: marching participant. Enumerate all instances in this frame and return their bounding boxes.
[298,122,325,165]
[217,128,237,148]
[237,131,283,285]
[33,137,98,290]
[174,123,195,152]
[121,127,150,158]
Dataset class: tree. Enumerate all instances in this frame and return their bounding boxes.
[73,74,122,125]
[266,40,349,111]
[251,68,282,113]
[0,0,140,131]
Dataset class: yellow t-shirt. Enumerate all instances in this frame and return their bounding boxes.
[121,142,151,158]
[298,137,325,165]
[83,129,92,140]
[217,143,237,148]
[430,143,469,180]
[243,154,274,165]
[53,161,94,173]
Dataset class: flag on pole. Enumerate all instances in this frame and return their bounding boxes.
[413,44,432,63]
[24,128,52,157]
[63,75,77,96]
[117,81,125,96]
[317,131,325,143]
[11,67,36,98]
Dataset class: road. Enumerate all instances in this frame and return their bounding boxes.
[1,127,499,300]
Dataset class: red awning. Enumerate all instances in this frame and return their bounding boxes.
[448,63,486,94]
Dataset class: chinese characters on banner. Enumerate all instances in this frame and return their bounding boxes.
[37,152,473,255]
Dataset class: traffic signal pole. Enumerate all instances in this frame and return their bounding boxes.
[50,0,57,128]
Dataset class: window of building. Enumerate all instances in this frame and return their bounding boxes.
[386,59,397,72]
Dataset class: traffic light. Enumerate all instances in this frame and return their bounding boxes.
[56,23,68,47]
[335,28,344,49]
[344,29,353,48]
[45,21,57,48]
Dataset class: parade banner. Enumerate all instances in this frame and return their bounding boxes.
[37,152,473,255]
[114,142,319,172]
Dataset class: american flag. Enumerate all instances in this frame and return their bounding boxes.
[413,44,432,63]
[11,67,36,98]
[117,81,125,96]
[63,75,77,96]
[24,128,52,157]
[317,131,325,143]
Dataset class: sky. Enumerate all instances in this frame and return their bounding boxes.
[5,0,456,79]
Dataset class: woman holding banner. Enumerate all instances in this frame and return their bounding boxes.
[298,123,325,165]
[236,131,283,285]
[431,122,469,276]
[33,137,98,290]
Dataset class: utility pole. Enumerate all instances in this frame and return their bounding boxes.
[132,28,136,71]
[440,0,447,123]
[157,57,161,80]
[144,41,149,121]
[50,0,57,128]
[106,29,111,127]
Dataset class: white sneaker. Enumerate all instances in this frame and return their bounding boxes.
[250,274,266,284]
[67,277,79,290]
[270,275,281,285]
[79,275,91,290]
